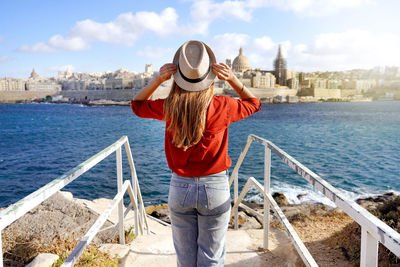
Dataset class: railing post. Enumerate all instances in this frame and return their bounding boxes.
[124,140,140,237]
[116,147,125,245]
[264,146,271,249]
[360,227,378,267]
[234,170,239,230]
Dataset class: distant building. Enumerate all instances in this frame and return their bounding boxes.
[0,78,26,91]
[232,47,250,73]
[274,45,287,86]
[145,64,154,74]
[250,71,276,89]
[104,69,134,89]
[225,59,232,68]
[26,80,61,91]
[30,68,39,79]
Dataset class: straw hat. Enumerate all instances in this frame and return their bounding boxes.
[173,40,216,91]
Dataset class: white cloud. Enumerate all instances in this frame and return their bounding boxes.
[187,0,375,35]
[183,0,375,36]
[48,64,75,73]
[18,8,179,53]
[188,0,252,34]
[209,29,400,71]
[253,36,275,52]
[0,56,12,63]
[209,33,250,62]
[248,0,375,17]
[290,29,400,70]
[222,29,400,71]
[16,1,375,54]
[137,46,174,59]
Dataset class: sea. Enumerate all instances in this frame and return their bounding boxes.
[1,101,400,208]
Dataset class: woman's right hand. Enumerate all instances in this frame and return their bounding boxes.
[158,63,177,83]
[212,63,234,82]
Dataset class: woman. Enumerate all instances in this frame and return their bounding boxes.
[131,40,261,267]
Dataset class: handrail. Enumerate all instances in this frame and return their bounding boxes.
[0,136,148,267]
[232,177,318,266]
[231,134,400,267]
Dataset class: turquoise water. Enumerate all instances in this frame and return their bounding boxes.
[1,101,399,207]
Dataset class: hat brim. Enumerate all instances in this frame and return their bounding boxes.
[173,41,216,92]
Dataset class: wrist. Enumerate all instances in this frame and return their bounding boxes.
[154,74,163,85]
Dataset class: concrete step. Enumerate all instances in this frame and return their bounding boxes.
[75,196,300,266]
[98,217,300,267]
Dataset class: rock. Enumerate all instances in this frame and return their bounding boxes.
[25,253,59,267]
[2,191,114,266]
[297,193,307,200]
[229,211,248,227]
[281,205,310,222]
[356,192,398,211]
[272,192,289,206]
[240,215,262,230]
[241,200,263,210]
[145,203,171,224]
[145,203,168,215]
[151,207,171,224]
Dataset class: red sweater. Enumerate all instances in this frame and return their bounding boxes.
[130,96,261,177]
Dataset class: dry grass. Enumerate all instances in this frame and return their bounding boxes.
[2,228,136,267]
[288,200,400,267]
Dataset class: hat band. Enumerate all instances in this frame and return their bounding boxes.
[178,64,210,83]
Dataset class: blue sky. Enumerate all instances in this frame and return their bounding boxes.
[1,0,399,78]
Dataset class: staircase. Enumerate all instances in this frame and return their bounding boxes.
[79,196,299,267]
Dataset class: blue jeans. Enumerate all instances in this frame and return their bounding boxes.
[168,171,231,267]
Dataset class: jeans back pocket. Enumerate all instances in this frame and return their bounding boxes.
[168,180,190,209]
[204,183,231,214]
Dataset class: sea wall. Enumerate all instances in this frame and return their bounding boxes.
[56,85,224,101]
[341,89,358,97]
[0,90,59,103]
[225,87,298,98]
[57,89,137,101]
[300,88,341,99]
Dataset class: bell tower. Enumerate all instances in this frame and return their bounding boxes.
[273,45,287,86]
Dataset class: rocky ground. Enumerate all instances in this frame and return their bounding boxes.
[1,191,399,266]
[1,192,116,267]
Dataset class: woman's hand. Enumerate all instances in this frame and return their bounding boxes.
[134,63,176,101]
[157,63,177,83]
[212,62,255,100]
[212,63,234,82]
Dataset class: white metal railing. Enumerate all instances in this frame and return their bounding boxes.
[230,134,400,267]
[0,136,149,267]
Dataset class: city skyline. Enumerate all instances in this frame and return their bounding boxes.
[1,0,400,78]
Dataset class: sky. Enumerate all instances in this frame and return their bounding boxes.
[1,0,400,78]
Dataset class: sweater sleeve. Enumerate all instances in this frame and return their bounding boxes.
[227,97,261,123]
[130,99,165,120]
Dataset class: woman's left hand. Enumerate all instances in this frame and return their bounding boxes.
[212,63,234,82]
[158,63,177,83]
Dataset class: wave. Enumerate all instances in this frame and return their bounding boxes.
[242,181,400,208]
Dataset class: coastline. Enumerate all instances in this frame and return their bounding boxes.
[1,86,394,105]
[0,95,382,106]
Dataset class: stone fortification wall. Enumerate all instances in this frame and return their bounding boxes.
[341,89,357,97]
[0,90,59,103]
[58,89,137,101]
[227,87,298,98]
[300,88,341,99]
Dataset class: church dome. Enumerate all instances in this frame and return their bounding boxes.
[232,47,250,72]
[30,68,39,79]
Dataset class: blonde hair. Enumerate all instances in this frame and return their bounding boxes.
[163,81,214,151]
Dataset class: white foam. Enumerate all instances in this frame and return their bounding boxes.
[241,179,349,207]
